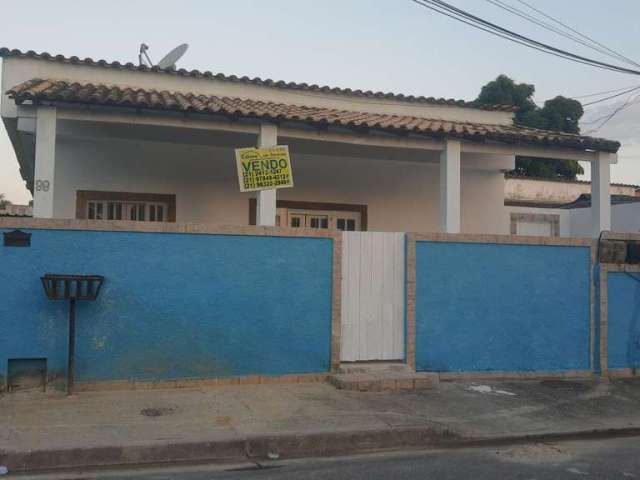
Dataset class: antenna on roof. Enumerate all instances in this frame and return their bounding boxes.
[138,43,153,67]
[157,44,189,70]
[138,43,189,69]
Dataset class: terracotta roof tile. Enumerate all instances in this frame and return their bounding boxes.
[6,79,621,153]
[0,47,516,112]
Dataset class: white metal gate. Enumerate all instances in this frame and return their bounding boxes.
[340,232,405,361]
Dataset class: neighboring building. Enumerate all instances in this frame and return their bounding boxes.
[505,175,640,237]
[0,201,32,217]
[0,47,620,236]
[564,194,640,237]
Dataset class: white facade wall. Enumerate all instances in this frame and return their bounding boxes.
[507,203,640,238]
[53,136,509,234]
[569,203,640,237]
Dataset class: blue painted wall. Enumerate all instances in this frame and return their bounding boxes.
[0,229,334,387]
[607,272,640,369]
[415,241,591,372]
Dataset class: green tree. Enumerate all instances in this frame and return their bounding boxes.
[0,194,8,209]
[476,75,584,180]
[540,95,583,134]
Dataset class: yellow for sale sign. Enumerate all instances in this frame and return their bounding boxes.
[235,145,294,192]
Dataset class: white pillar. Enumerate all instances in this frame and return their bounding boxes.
[440,139,461,233]
[256,123,278,226]
[33,106,57,218]
[591,152,611,237]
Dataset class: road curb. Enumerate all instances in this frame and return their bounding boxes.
[3,425,640,473]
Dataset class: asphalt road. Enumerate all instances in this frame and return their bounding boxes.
[18,436,640,480]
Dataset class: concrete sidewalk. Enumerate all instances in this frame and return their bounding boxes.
[2,378,640,472]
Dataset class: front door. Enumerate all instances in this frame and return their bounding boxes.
[340,231,406,361]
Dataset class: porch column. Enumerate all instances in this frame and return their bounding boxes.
[440,139,461,233]
[33,106,57,218]
[591,151,611,237]
[256,122,277,226]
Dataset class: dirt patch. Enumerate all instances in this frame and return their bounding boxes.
[538,380,592,394]
[494,442,573,464]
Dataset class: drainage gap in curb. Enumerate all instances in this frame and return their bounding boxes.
[225,462,284,472]
[140,406,176,417]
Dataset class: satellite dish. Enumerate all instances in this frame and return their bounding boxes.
[157,43,189,69]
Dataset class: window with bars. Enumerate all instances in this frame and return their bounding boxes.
[87,200,168,222]
[276,208,361,231]
[77,191,175,222]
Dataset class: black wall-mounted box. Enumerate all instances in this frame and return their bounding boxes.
[3,229,31,247]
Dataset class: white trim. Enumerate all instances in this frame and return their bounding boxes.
[256,123,278,226]
[440,139,461,233]
[33,106,57,218]
[591,151,612,237]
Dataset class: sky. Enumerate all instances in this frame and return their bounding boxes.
[1,0,639,204]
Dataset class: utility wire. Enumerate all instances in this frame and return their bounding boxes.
[418,0,640,75]
[584,93,640,133]
[571,84,640,99]
[515,0,640,69]
[485,0,640,67]
[411,0,635,75]
[624,272,640,285]
[408,0,620,73]
[582,98,640,125]
[582,85,640,107]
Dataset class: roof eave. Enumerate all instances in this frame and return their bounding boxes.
[0,47,517,113]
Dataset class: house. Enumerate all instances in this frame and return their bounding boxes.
[505,175,640,237]
[1,47,637,389]
[0,47,620,237]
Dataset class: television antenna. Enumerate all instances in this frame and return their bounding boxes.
[138,43,189,69]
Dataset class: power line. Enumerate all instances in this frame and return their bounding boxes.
[515,0,640,69]
[570,84,640,99]
[625,272,640,285]
[584,93,640,134]
[485,0,640,68]
[582,85,640,107]
[582,97,640,126]
[408,0,616,72]
[410,0,640,76]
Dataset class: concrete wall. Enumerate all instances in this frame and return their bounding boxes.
[505,177,637,205]
[0,203,32,216]
[53,136,510,234]
[606,271,640,370]
[0,225,335,390]
[413,240,592,373]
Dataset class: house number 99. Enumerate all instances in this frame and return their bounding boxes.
[35,180,50,192]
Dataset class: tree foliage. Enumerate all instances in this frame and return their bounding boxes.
[476,75,585,179]
[0,194,8,209]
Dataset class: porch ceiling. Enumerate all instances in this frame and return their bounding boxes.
[54,118,446,165]
[7,78,621,154]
